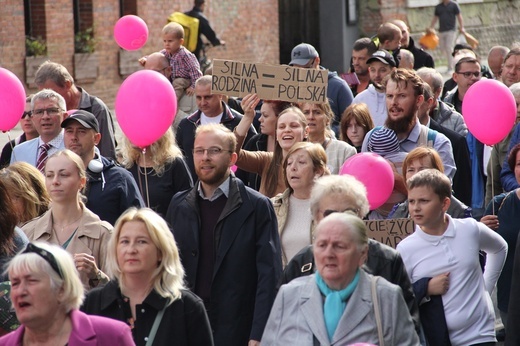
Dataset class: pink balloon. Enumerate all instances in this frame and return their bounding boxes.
[0,68,26,131]
[339,153,394,210]
[114,15,148,50]
[462,79,516,145]
[115,70,177,148]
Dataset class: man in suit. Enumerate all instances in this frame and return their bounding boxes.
[34,61,117,159]
[166,124,282,346]
[11,89,66,169]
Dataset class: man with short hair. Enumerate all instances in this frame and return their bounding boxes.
[62,110,144,225]
[399,49,415,70]
[487,46,510,80]
[289,43,354,136]
[416,67,467,136]
[11,89,66,170]
[349,38,377,96]
[444,57,481,113]
[391,19,434,70]
[430,0,465,72]
[176,75,256,180]
[500,47,520,88]
[35,61,117,159]
[167,124,282,346]
[352,50,397,126]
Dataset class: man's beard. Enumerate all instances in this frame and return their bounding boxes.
[385,108,417,134]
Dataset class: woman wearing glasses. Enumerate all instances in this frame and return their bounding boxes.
[121,128,193,218]
[234,94,309,198]
[272,142,329,266]
[0,242,134,345]
[82,208,213,346]
[22,149,112,290]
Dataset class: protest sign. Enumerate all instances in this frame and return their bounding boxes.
[364,218,415,248]
[211,59,328,103]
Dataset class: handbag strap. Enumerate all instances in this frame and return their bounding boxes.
[371,276,384,346]
[145,303,167,346]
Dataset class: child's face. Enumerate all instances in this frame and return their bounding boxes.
[408,185,448,232]
[385,32,402,51]
[163,33,183,54]
[346,119,366,147]
[405,157,434,181]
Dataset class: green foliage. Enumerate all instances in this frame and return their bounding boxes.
[75,27,97,54]
[25,36,47,57]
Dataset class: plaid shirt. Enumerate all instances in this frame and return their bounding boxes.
[161,46,202,88]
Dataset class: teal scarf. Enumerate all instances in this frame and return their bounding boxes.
[315,270,360,341]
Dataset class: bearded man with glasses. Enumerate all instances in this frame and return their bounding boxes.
[10,89,66,169]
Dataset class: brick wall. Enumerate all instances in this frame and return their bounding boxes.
[0,0,279,108]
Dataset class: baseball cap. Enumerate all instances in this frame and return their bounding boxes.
[452,43,473,57]
[61,110,100,133]
[289,43,319,66]
[367,50,396,67]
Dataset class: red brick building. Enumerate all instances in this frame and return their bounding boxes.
[0,0,280,106]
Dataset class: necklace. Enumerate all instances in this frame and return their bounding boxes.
[52,214,82,232]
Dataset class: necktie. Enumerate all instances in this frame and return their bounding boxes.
[36,143,51,173]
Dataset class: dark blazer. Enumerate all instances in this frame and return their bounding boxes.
[506,232,520,346]
[82,281,213,346]
[430,118,473,206]
[0,309,135,346]
[166,176,282,345]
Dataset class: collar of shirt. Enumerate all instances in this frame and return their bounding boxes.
[400,121,421,144]
[197,175,231,201]
[38,130,64,151]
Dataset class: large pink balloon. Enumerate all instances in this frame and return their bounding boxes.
[115,70,177,148]
[462,79,516,145]
[0,68,26,131]
[339,153,395,210]
[114,15,148,50]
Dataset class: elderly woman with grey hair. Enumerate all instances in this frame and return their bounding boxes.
[262,213,419,345]
[0,242,134,345]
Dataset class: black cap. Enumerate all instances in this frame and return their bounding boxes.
[61,110,100,133]
[452,43,474,56]
[367,50,396,67]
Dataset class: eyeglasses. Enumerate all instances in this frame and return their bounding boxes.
[193,147,233,157]
[21,243,63,279]
[321,208,359,218]
[22,111,32,119]
[32,107,62,117]
[456,71,481,78]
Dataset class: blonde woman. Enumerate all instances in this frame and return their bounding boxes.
[22,149,112,290]
[82,208,213,346]
[121,128,193,217]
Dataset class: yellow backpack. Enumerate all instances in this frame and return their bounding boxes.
[167,12,199,53]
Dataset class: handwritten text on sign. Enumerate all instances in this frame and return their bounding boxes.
[211,59,328,103]
[365,218,415,249]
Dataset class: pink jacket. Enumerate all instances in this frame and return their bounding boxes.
[0,309,135,346]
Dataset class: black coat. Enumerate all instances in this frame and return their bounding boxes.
[166,176,282,345]
[81,281,214,346]
[405,37,435,70]
[430,118,473,206]
[506,232,520,345]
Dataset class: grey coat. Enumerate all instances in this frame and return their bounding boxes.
[262,270,419,346]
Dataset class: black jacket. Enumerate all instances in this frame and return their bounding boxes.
[82,280,214,346]
[166,176,282,345]
[405,37,435,70]
[85,155,145,225]
[280,239,421,336]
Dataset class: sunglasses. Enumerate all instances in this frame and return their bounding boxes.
[22,111,32,119]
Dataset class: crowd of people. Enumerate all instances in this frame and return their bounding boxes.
[2,0,520,345]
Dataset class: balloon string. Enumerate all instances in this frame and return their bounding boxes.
[490,146,495,215]
[138,148,151,208]
[5,131,16,162]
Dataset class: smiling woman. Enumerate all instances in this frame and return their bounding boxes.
[234,93,309,197]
